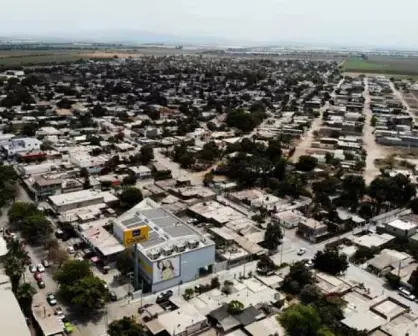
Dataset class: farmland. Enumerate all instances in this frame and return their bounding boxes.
[0,49,130,67]
[343,56,418,76]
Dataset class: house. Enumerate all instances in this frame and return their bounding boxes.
[297,218,328,243]
[128,165,152,179]
[384,219,417,238]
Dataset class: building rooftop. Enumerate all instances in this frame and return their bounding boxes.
[387,219,417,231]
[0,289,31,336]
[114,198,214,261]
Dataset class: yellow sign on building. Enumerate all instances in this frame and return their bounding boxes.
[123,225,150,247]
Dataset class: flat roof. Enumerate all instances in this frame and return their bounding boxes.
[114,198,214,259]
[49,189,104,206]
[244,316,286,336]
[387,219,417,231]
[0,289,31,336]
[80,225,124,256]
[157,304,207,336]
[342,310,385,332]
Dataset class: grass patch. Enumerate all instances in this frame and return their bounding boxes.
[343,56,418,76]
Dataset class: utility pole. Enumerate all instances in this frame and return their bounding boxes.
[134,243,139,290]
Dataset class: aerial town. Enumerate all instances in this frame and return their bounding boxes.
[2,52,418,336]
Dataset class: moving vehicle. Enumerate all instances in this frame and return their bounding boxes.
[34,272,42,281]
[37,281,45,289]
[297,248,307,256]
[47,293,57,306]
[398,287,415,301]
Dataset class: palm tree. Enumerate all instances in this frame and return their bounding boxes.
[16,282,36,315]
[4,256,25,292]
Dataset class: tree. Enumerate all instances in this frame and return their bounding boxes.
[16,282,36,315]
[20,213,52,244]
[341,175,366,209]
[211,276,221,289]
[48,247,69,267]
[140,145,154,164]
[4,255,25,292]
[80,167,89,179]
[184,288,194,300]
[227,300,244,314]
[300,284,322,305]
[115,249,133,275]
[278,304,322,336]
[264,223,283,251]
[408,267,418,294]
[120,187,143,209]
[371,115,377,127]
[54,260,93,287]
[313,248,348,275]
[282,262,314,294]
[61,275,108,311]
[411,198,418,214]
[257,255,277,273]
[295,155,318,172]
[122,174,137,186]
[21,123,37,137]
[8,202,38,226]
[200,141,220,162]
[203,172,214,186]
[108,316,145,336]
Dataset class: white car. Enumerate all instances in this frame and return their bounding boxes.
[398,287,416,301]
[29,265,37,273]
[67,246,75,254]
[297,248,307,256]
[37,264,45,273]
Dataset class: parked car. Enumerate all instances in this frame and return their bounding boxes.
[55,307,65,319]
[156,290,174,304]
[37,264,45,273]
[37,281,45,289]
[109,291,117,302]
[47,294,57,306]
[398,287,415,301]
[34,272,42,281]
[29,265,37,273]
[42,260,51,268]
[297,248,307,256]
[64,321,74,334]
[67,246,75,254]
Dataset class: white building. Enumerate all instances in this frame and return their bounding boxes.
[384,219,417,238]
[1,137,42,157]
[112,198,216,293]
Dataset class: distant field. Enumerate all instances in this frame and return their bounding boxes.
[0,48,203,66]
[343,56,418,76]
[0,49,136,66]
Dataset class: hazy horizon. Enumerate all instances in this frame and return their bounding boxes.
[2,0,418,49]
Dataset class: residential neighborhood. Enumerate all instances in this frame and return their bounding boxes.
[2,54,418,336]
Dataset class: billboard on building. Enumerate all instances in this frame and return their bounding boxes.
[153,256,180,283]
[123,225,150,247]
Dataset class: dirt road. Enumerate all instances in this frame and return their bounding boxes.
[292,77,345,161]
[362,78,391,183]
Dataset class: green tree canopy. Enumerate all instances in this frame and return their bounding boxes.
[264,223,283,251]
[278,304,322,336]
[295,155,318,172]
[54,260,93,287]
[227,300,244,315]
[120,187,143,209]
[108,316,145,336]
[313,249,349,276]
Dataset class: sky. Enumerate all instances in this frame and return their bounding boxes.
[2,0,418,48]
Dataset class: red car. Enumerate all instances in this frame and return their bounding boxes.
[34,272,42,281]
